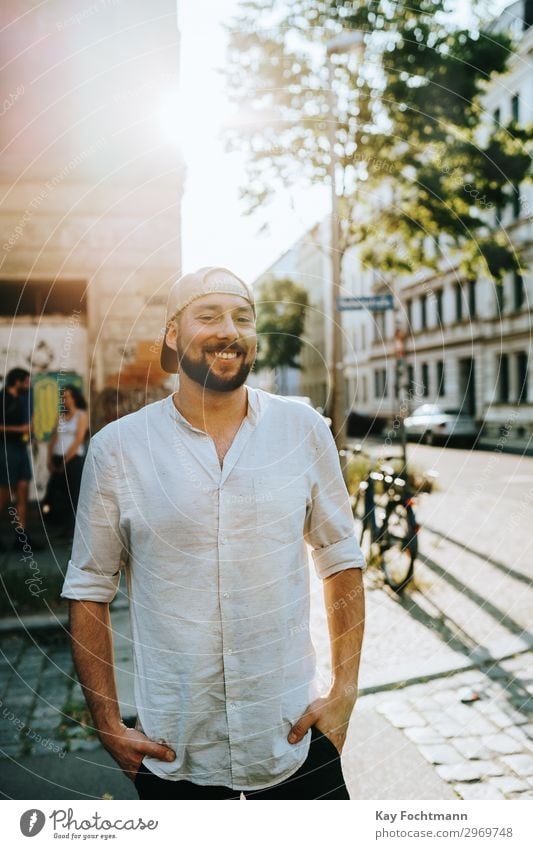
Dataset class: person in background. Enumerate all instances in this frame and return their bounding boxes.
[46,385,89,540]
[0,368,37,550]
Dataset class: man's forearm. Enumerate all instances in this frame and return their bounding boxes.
[323,567,365,696]
[69,600,176,776]
[69,600,123,738]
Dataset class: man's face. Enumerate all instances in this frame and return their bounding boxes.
[166,293,257,392]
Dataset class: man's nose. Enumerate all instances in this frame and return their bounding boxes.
[216,314,239,339]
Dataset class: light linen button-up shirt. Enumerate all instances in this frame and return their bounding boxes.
[61,388,365,791]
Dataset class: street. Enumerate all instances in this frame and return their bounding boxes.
[313,443,533,798]
[0,445,532,800]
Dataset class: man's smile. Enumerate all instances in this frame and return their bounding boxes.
[204,347,245,363]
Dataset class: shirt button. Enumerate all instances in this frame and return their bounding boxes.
[223,592,230,599]
[220,536,227,544]
[230,703,236,710]
[227,648,233,655]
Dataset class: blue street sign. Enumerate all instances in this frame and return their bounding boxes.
[337,295,394,311]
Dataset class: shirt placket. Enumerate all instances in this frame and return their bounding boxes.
[170,395,259,788]
[217,416,258,787]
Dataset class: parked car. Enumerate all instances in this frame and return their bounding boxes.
[404,404,478,446]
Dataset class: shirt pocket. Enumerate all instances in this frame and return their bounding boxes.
[253,474,309,545]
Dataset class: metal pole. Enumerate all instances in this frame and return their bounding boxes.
[394,322,408,472]
[327,54,344,452]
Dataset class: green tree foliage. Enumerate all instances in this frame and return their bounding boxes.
[255,277,309,371]
[225,0,532,281]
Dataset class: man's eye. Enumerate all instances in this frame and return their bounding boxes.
[237,316,253,323]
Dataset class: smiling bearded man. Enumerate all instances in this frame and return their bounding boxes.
[63,266,365,800]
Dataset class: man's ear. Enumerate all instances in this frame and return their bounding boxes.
[164,321,178,354]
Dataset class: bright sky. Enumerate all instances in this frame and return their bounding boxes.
[177,0,511,284]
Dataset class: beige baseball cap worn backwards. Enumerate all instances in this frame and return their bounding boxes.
[160,266,256,374]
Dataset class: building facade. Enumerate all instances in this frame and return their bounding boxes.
[0,0,183,494]
[362,2,532,445]
[258,1,532,447]
[254,219,332,409]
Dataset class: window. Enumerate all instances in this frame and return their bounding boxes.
[406,364,414,395]
[493,107,501,126]
[517,352,528,403]
[362,375,368,404]
[513,271,525,311]
[499,354,510,403]
[421,363,430,397]
[496,282,504,316]
[455,283,463,321]
[344,378,351,411]
[0,279,87,317]
[468,279,477,318]
[374,312,386,340]
[374,369,388,399]
[435,289,444,325]
[420,293,427,329]
[436,360,445,397]
[406,298,412,330]
[511,92,520,123]
[361,324,366,350]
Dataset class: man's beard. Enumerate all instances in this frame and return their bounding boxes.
[177,343,255,392]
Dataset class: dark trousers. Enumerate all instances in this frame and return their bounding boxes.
[44,455,84,532]
[134,727,350,800]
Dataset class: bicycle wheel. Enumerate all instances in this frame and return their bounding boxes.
[381,502,418,591]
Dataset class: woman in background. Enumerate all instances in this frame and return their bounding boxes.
[45,385,89,540]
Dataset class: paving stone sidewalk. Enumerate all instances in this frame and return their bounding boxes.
[1,618,531,799]
[371,653,533,801]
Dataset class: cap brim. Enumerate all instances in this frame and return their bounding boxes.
[160,338,179,374]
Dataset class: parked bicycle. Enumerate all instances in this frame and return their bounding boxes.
[341,446,423,592]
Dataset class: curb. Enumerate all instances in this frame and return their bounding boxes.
[359,640,532,696]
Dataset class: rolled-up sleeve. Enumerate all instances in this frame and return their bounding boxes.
[61,434,127,602]
[304,416,366,579]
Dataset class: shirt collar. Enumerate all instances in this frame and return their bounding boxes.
[167,384,262,432]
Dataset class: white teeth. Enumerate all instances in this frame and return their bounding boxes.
[214,351,238,359]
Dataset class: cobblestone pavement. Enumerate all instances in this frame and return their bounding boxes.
[367,653,533,801]
[0,632,90,762]
[1,610,531,800]
[1,442,532,799]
